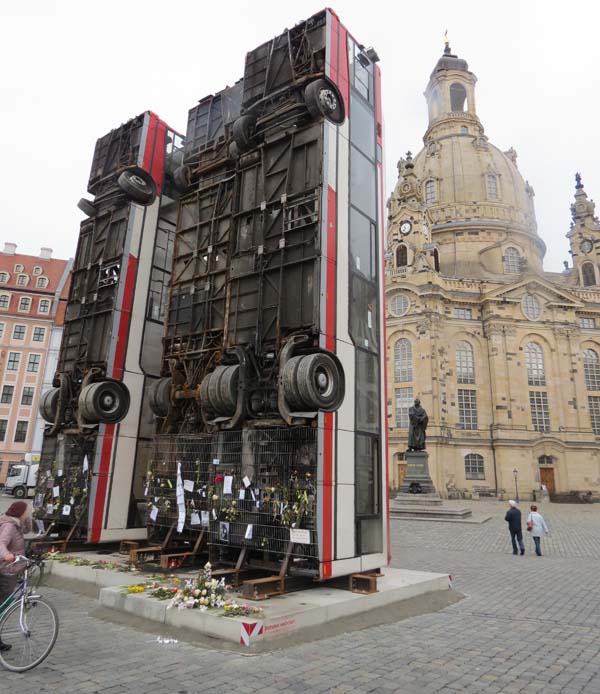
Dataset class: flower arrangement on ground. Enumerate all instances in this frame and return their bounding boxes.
[167,562,229,611]
[222,601,263,618]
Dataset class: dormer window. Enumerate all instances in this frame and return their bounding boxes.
[33,266,42,276]
[14,264,24,273]
[449,82,467,111]
[424,180,437,205]
[504,247,520,274]
[486,174,499,200]
[16,274,28,286]
[36,277,48,288]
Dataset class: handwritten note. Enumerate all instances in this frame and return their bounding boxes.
[239,488,245,500]
[201,511,209,527]
[223,476,233,495]
[190,512,201,526]
[242,475,251,488]
[290,528,310,545]
[46,504,54,514]
[52,486,60,498]
[149,506,159,522]
[244,524,253,540]
[62,505,71,516]
[183,479,194,493]
[212,458,220,466]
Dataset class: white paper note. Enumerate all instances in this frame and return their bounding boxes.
[242,475,251,488]
[183,479,194,493]
[57,469,63,477]
[46,504,54,514]
[250,489,256,501]
[82,456,89,472]
[201,511,209,527]
[212,509,217,520]
[212,458,220,466]
[69,496,75,505]
[223,476,233,495]
[149,506,159,522]
[239,488,245,500]
[290,528,310,544]
[61,504,71,516]
[190,512,200,526]
[52,486,60,498]
[244,524,253,540]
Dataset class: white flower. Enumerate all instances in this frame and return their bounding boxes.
[201,589,207,596]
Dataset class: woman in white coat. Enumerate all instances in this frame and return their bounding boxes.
[527,504,549,556]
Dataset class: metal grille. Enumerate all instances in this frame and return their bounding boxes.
[147,427,319,563]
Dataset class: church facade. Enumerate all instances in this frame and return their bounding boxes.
[386,44,600,499]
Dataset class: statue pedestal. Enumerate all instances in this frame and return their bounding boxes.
[398,451,438,496]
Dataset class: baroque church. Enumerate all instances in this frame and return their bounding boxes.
[386,43,600,499]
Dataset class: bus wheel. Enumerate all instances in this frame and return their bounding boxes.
[281,356,307,410]
[77,198,97,217]
[304,79,345,124]
[173,165,191,194]
[39,388,60,424]
[296,353,344,411]
[79,380,130,424]
[117,167,156,205]
[148,377,172,418]
[13,486,26,499]
[232,115,256,152]
[219,365,239,415]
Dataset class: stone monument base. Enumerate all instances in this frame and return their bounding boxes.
[399,450,438,496]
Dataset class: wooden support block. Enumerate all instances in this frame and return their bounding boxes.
[242,575,284,600]
[129,545,163,563]
[159,552,190,569]
[119,541,139,555]
[349,573,379,595]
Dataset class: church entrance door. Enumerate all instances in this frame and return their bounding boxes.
[540,467,556,495]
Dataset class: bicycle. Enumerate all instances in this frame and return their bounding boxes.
[0,555,59,672]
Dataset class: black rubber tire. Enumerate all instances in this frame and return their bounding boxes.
[207,366,229,414]
[304,79,345,125]
[117,168,156,205]
[199,372,214,411]
[173,165,191,194]
[13,486,26,499]
[296,353,344,411]
[77,198,97,217]
[78,380,130,424]
[39,387,60,423]
[28,561,45,590]
[218,365,239,414]
[148,377,172,418]
[281,356,308,410]
[232,115,257,152]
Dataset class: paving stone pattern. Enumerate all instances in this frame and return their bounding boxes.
[4,499,600,693]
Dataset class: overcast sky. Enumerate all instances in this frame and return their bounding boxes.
[1,1,598,272]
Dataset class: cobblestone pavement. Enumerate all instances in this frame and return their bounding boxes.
[4,499,600,693]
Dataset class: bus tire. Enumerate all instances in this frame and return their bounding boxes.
[281,356,308,411]
[219,365,239,414]
[304,79,345,124]
[13,486,26,499]
[296,353,344,411]
[79,380,130,424]
[148,377,172,418]
[232,115,256,152]
[117,168,156,205]
[39,388,60,424]
[207,366,229,414]
[77,198,97,217]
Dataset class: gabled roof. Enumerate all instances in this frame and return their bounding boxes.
[482,277,584,308]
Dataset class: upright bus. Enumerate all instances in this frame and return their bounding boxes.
[148,9,388,579]
[37,112,183,542]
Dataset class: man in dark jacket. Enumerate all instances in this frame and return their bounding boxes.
[505,500,524,555]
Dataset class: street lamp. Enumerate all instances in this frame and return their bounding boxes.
[513,468,519,503]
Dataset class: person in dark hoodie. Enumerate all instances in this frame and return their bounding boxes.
[505,499,525,556]
[0,500,31,652]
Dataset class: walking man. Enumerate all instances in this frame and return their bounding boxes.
[504,499,524,555]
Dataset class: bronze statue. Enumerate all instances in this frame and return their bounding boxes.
[408,398,428,451]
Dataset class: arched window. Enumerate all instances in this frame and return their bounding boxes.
[538,455,554,466]
[582,262,596,287]
[456,341,475,384]
[525,342,546,386]
[432,248,440,272]
[450,82,467,111]
[424,180,436,205]
[396,245,408,267]
[394,338,412,382]
[504,247,520,274]
[583,349,600,390]
[486,174,499,200]
[464,453,484,480]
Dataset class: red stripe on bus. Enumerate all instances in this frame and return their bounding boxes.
[90,424,115,542]
[142,113,167,197]
[337,23,349,114]
[322,411,334,568]
[111,254,138,380]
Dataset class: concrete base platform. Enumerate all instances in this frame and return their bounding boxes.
[390,506,473,520]
[394,494,443,506]
[96,567,451,648]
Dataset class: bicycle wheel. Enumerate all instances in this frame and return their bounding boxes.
[27,562,45,591]
[0,596,59,672]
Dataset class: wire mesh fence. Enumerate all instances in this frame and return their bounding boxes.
[146,426,319,562]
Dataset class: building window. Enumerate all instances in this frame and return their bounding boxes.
[38,299,51,314]
[16,274,28,286]
[529,391,550,432]
[456,341,475,384]
[396,245,408,267]
[27,354,41,373]
[0,323,3,339]
[504,247,520,274]
[32,327,46,342]
[12,325,26,340]
[21,386,34,406]
[0,273,8,283]
[454,307,472,320]
[538,455,554,466]
[458,389,478,429]
[36,277,48,288]
[389,294,410,317]
[14,420,28,443]
[486,174,499,200]
[432,248,440,272]
[460,126,468,134]
[394,338,412,382]
[33,266,42,276]
[525,342,546,386]
[1,385,14,404]
[582,262,596,287]
[6,352,20,371]
[395,386,413,429]
[18,297,31,312]
[579,317,597,329]
[14,264,24,273]
[583,349,600,390]
[522,294,541,321]
[589,396,600,435]
[464,453,485,480]
[424,180,437,205]
[0,420,6,442]
[449,82,467,111]
[0,294,9,310]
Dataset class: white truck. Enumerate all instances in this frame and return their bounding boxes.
[4,460,39,498]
